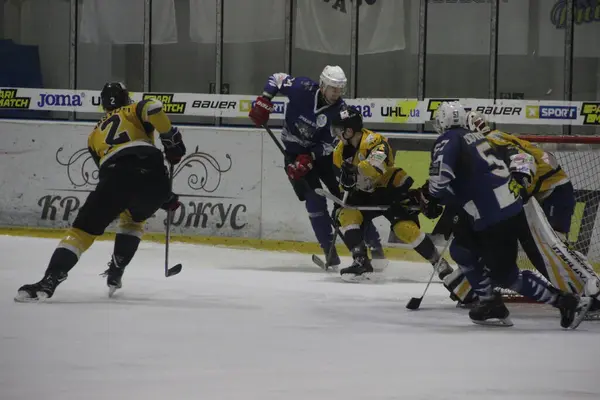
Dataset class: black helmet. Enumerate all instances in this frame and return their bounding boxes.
[330,105,363,139]
[100,82,130,111]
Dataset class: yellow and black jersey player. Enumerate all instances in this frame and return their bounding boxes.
[15,82,187,302]
[330,105,457,287]
[467,110,574,238]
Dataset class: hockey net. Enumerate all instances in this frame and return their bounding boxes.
[506,135,600,301]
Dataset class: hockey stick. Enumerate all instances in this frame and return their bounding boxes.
[261,124,352,271]
[314,188,420,213]
[164,163,183,277]
[314,188,389,211]
[406,233,454,310]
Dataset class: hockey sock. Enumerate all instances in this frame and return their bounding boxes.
[308,211,334,250]
[413,234,440,265]
[363,220,382,249]
[44,248,78,277]
[509,270,558,304]
[113,233,141,268]
[450,241,494,301]
[305,194,334,251]
[342,228,368,257]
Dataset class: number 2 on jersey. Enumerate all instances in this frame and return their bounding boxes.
[476,141,509,178]
[101,115,131,145]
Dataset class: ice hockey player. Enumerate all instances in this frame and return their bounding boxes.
[329,105,454,284]
[419,101,584,328]
[15,82,186,302]
[248,66,384,267]
[467,110,574,237]
[466,110,600,315]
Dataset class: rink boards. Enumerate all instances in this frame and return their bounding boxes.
[0,119,599,262]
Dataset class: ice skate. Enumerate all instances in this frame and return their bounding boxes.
[469,294,513,327]
[552,292,579,328]
[14,272,67,303]
[340,256,374,283]
[101,257,125,298]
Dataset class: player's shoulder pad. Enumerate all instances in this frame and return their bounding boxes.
[486,130,509,142]
[134,98,164,122]
[362,130,384,148]
[295,76,319,92]
[143,98,164,115]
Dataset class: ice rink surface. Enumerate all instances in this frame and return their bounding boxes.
[1,235,599,400]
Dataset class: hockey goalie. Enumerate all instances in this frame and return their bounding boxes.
[467,111,600,318]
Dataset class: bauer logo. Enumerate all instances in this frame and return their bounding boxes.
[37,92,84,108]
[143,93,186,114]
[581,103,600,125]
[0,88,31,109]
[239,99,285,114]
[192,99,237,110]
[475,105,521,116]
[526,105,577,120]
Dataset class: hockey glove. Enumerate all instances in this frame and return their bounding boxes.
[248,96,274,127]
[160,192,182,211]
[340,161,358,191]
[418,181,443,219]
[160,127,186,165]
[286,154,313,180]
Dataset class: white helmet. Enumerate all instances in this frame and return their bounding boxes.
[433,101,467,133]
[320,65,347,90]
[466,110,491,134]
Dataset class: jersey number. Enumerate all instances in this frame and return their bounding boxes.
[476,141,509,178]
[101,115,130,145]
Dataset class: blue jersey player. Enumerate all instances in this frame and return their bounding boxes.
[419,101,583,328]
[248,66,384,267]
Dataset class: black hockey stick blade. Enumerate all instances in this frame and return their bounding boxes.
[312,254,328,271]
[406,296,423,310]
[166,263,183,277]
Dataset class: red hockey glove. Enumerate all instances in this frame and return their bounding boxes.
[286,154,313,180]
[248,96,274,127]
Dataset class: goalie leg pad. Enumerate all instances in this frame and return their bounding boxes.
[523,198,598,294]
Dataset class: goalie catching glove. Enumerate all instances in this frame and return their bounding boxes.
[160,127,186,165]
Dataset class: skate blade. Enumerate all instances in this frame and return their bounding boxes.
[570,297,594,330]
[371,259,389,273]
[14,291,49,303]
[471,317,513,327]
[14,291,38,303]
[340,272,376,283]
